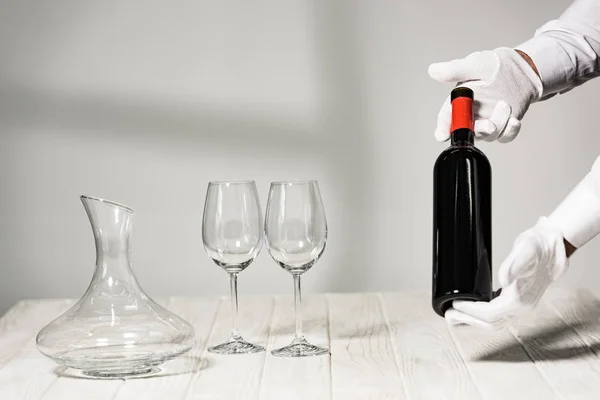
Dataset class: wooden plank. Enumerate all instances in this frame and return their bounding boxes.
[328,293,405,399]
[0,347,72,400]
[39,369,122,400]
[381,292,481,400]
[0,299,77,400]
[332,391,403,400]
[541,288,600,398]
[507,288,600,399]
[444,302,558,399]
[332,394,402,400]
[545,288,600,353]
[180,295,274,399]
[258,294,331,400]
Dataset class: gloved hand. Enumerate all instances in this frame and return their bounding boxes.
[445,217,569,330]
[428,47,543,143]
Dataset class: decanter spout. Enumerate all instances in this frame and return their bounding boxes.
[81,195,134,260]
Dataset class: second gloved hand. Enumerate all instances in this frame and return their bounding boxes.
[429,47,543,143]
[445,217,569,330]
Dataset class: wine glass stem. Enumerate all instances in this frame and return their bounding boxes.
[293,274,303,340]
[229,272,241,339]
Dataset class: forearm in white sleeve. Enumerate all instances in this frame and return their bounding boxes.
[548,155,600,248]
[516,0,600,99]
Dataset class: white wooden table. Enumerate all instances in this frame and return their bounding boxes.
[2,289,600,399]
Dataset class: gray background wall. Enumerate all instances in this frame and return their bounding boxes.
[1,0,598,315]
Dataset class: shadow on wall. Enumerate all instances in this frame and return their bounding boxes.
[0,1,377,294]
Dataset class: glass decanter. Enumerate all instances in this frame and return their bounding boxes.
[36,196,195,378]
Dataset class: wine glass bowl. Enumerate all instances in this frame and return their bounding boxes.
[267,219,326,274]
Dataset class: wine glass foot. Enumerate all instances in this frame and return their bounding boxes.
[271,337,329,357]
[208,338,265,355]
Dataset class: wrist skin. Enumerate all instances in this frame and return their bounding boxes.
[565,239,577,257]
[515,48,577,258]
[515,49,540,77]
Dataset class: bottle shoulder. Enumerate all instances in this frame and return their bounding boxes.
[434,145,491,168]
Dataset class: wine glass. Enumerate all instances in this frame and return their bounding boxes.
[265,181,329,357]
[202,181,265,354]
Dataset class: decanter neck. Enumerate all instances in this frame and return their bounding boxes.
[81,196,137,284]
[94,236,132,275]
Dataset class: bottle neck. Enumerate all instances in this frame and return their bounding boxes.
[451,128,475,146]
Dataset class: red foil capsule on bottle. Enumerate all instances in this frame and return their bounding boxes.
[450,97,474,132]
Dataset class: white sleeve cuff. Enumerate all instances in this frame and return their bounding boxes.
[516,33,575,98]
[548,156,600,248]
[516,12,600,98]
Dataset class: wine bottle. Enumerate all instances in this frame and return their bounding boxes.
[432,87,492,317]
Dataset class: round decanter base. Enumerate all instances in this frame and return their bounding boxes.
[45,344,193,379]
[82,366,160,379]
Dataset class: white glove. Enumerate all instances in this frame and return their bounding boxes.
[444,217,569,330]
[428,47,543,143]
